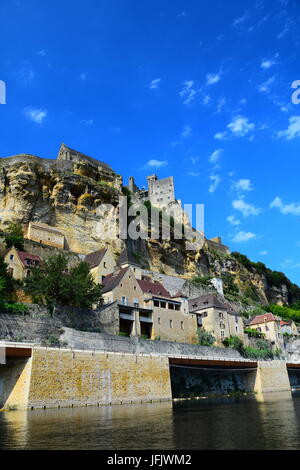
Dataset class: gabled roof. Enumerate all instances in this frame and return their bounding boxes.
[137,279,171,299]
[280,320,290,326]
[9,249,41,267]
[249,313,280,326]
[188,293,230,312]
[118,247,141,267]
[102,267,129,293]
[84,249,107,269]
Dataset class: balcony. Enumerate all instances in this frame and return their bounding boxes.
[139,315,153,323]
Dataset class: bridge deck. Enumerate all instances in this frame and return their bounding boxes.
[169,357,257,369]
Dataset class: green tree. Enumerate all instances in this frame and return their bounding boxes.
[0,256,14,300]
[24,254,102,310]
[196,328,216,347]
[3,222,24,250]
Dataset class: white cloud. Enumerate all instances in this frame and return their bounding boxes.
[277,116,300,140]
[233,179,253,192]
[216,97,226,113]
[232,231,256,242]
[227,215,241,226]
[209,175,221,193]
[17,62,35,85]
[258,76,275,93]
[206,72,221,85]
[227,115,255,137]
[233,11,248,28]
[209,149,223,164]
[149,78,161,90]
[146,159,168,168]
[80,119,94,126]
[270,196,300,216]
[259,250,268,255]
[181,125,192,139]
[261,57,277,69]
[232,198,261,217]
[79,72,87,81]
[23,107,47,124]
[188,171,200,177]
[179,81,197,105]
[189,156,199,165]
[214,131,227,140]
[36,49,46,57]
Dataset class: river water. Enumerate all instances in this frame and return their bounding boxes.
[1,392,300,450]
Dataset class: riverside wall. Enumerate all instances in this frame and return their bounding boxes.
[0,348,172,410]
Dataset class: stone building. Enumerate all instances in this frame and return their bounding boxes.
[280,320,299,336]
[84,248,116,284]
[188,293,245,347]
[4,247,41,280]
[249,313,284,350]
[27,221,65,249]
[100,266,197,343]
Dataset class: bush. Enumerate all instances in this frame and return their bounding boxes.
[244,327,265,339]
[196,328,215,346]
[192,276,213,286]
[3,222,24,251]
[243,347,274,360]
[223,335,244,351]
[3,302,28,315]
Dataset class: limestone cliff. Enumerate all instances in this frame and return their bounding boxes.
[0,149,299,307]
[0,153,122,254]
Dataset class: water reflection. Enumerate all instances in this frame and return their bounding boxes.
[1,394,300,450]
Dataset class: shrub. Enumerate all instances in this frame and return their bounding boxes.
[192,276,213,286]
[3,222,24,251]
[3,303,28,315]
[223,335,244,351]
[196,328,215,346]
[244,327,265,339]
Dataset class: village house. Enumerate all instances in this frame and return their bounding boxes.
[4,246,41,280]
[84,248,116,284]
[280,319,299,337]
[100,266,197,343]
[27,221,65,250]
[249,313,285,350]
[188,293,245,347]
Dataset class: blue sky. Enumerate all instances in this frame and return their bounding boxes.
[1,0,300,284]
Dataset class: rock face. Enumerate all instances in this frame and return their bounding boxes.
[0,149,298,306]
[0,154,123,254]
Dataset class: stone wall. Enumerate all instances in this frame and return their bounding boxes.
[1,348,172,409]
[61,327,244,358]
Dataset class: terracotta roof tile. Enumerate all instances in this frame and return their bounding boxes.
[249,313,279,326]
[137,279,171,298]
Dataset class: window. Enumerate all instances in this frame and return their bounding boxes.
[220,330,225,339]
[235,325,239,333]
[168,303,174,310]
[158,317,161,325]
[134,298,139,308]
[134,286,136,290]
[10,254,14,260]
[170,320,173,328]
[175,304,180,311]
[181,321,184,330]
[121,296,127,305]
[219,312,223,318]
[103,262,106,268]
[154,300,160,307]
[160,301,166,309]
